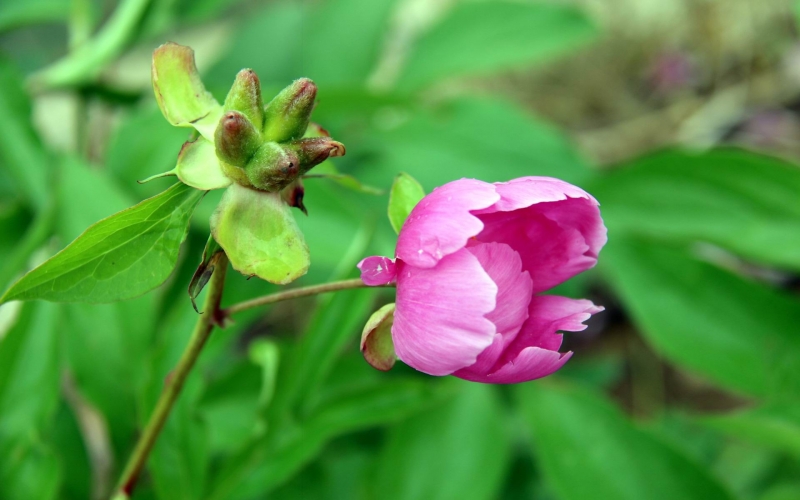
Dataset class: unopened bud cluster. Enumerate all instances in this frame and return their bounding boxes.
[215,72,345,192]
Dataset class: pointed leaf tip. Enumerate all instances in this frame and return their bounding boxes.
[188,235,225,312]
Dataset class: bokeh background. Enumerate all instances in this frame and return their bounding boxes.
[2,0,800,499]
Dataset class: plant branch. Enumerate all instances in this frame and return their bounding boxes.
[113,253,229,498]
[111,273,388,498]
[222,278,386,317]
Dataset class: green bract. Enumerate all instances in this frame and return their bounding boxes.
[361,303,396,371]
[387,173,425,234]
[150,42,352,284]
[151,43,222,141]
[211,184,310,284]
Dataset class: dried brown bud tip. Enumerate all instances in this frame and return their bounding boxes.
[288,137,346,171]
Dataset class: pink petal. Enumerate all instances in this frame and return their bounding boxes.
[485,348,573,384]
[476,197,606,293]
[358,256,397,286]
[450,242,533,378]
[455,295,602,384]
[478,176,599,214]
[466,242,532,340]
[396,179,499,269]
[392,249,497,376]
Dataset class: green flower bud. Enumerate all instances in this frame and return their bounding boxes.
[223,69,265,129]
[245,142,301,192]
[263,78,317,142]
[215,111,261,167]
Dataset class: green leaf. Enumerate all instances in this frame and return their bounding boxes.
[364,97,593,190]
[249,339,280,411]
[372,382,511,500]
[205,1,307,88]
[0,302,60,439]
[106,106,193,199]
[591,148,800,270]
[1,183,204,304]
[388,173,425,234]
[399,1,596,89]
[152,42,222,141]
[63,297,156,457]
[207,378,446,500]
[28,0,150,91]
[142,301,212,500]
[57,155,135,241]
[516,382,736,500]
[0,440,61,500]
[761,483,800,500]
[210,183,309,284]
[149,377,208,500]
[301,0,398,86]
[0,0,68,32]
[271,287,376,416]
[601,238,800,399]
[701,404,800,458]
[0,57,50,209]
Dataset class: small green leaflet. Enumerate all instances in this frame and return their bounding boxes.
[388,173,425,234]
[1,183,204,304]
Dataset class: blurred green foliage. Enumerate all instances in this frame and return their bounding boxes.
[1,0,800,499]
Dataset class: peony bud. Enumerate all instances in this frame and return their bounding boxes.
[223,69,265,129]
[215,111,260,167]
[263,78,317,142]
[358,176,607,383]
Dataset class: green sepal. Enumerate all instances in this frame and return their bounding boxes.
[138,138,231,190]
[224,69,265,129]
[263,78,317,142]
[176,138,231,190]
[151,42,222,141]
[361,303,396,371]
[388,172,425,233]
[210,183,310,284]
[188,234,225,313]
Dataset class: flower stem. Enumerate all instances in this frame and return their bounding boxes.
[112,273,386,499]
[113,254,229,498]
[222,278,383,317]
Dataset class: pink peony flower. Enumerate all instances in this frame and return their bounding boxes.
[358,177,607,383]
